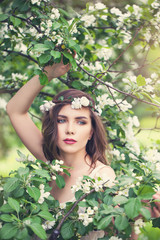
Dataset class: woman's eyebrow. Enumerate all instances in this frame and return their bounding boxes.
[58,115,88,119]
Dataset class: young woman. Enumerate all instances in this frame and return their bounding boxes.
[6,60,160,239]
[6,60,115,203]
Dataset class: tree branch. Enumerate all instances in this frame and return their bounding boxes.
[12,14,41,33]
[77,63,160,109]
[3,49,38,64]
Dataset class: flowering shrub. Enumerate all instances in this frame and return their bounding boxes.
[0,152,160,239]
[0,0,160,239]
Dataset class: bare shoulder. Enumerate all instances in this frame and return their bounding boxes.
[96,161,116,181]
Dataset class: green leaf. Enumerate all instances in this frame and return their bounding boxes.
[136,75,146,86]
[63,169,71,177]
[80,80,92,87]
[33,44,50,52]
[68,18,79,32]
[139,207,151,220]
[39,54,52,64]
[0,204,14,213]
[97,215,112,229]
[13,186,24,198]
[52,22,62,29]
[0,214,13,222]
[68,39,80,52]
[115,215,129,231]
[0,223,18,239]
[113,195,128,205]
[18,167,29,177]
[34,169,51,180]
[87,199,99,207]
[51,50,61,59]
[56,174,65,189]
[62,51,74,61]
[139,221,160,240]
[28,223,47,240]
[0,14,8,21]
[8,197,20,213]
[38,210,54,221]
[61,221,74,239]
[16,228,28,239]
[124,198,141,219]
[10,16,21,26]
[27,186,41,202]
[137,185,155,200]
[71,80,83,89]
[39,72,48,85]
[3,177,19,192]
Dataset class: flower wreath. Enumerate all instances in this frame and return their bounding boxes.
[40,96,102,115]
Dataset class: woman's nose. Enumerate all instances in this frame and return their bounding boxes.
[65,122,75,135]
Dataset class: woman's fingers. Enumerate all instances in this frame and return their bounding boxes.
[152,192,160,218]
[153,206,160,218]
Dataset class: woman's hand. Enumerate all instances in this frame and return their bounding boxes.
[152,192,160,218]
[44,61,70,81]
[44,51,76,81]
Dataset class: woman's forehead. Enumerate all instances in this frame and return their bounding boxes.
[58,104,91,118]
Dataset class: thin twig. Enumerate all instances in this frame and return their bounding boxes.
[108,25,144,71]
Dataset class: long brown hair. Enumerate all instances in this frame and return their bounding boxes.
[42,89,109,167]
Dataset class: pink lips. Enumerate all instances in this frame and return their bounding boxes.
[63,138,77,144]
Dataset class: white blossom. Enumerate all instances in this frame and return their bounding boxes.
[151,73,158,79]
[95,3,106,10]
[109,237,122,240]
[110,7,122,16]
[132,116,140,127]
[12,73,28,81]
[0,75,5,81]
[23,220,31,226]
[80,96,90,107]
[31,0,39,5]
[59,202,66,209]
[42,220,55,230]
[134,219,145,235]
[151,1,160,9]
[118,188,129,197]
[78,213,93,226]
[0,222,2,229]
[0,98,7,110]
[38,184,50,204]
[27,155,35,162]
[88,5,95,11]
[71,98,82,109]
[40,101,55,113]
[51,8,60,19]
[52,175,56,180]
[81,15,96,27]
[96,48,112,61]
[116,99,132,112]
[51,164,62,172]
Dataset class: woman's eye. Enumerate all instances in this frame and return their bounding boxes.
[57,119,66,123]
[78,121,86,125]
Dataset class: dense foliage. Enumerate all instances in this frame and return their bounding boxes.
[0,0,160,239]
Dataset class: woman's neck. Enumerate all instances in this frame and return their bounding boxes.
[59,151,91,170]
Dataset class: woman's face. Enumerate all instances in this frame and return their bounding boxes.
[57,104,93,157]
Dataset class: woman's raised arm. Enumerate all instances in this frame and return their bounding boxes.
[6,61,71,161]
